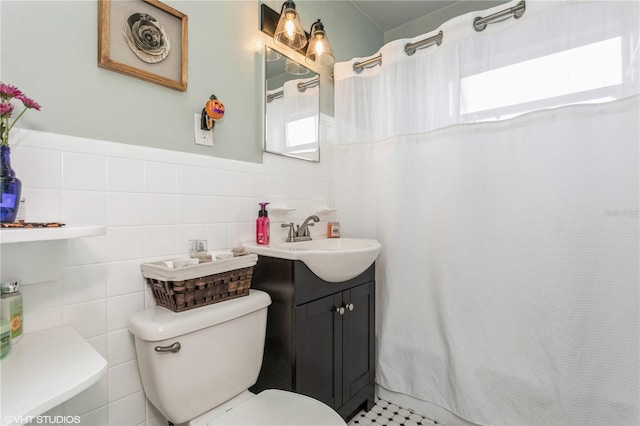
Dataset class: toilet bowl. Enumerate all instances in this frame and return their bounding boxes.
[128,289,345,426]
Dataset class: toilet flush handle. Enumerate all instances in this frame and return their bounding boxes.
[155,342,181,353]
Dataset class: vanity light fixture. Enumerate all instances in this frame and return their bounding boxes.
[284,58,310,75]
[305,19,334,66]
[273,0,307,51]
[260,3,335,67]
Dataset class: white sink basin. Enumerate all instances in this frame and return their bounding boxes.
[244,238,381,282]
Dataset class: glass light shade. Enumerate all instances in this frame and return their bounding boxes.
[305,21,335,67]
[285,58,310,75]
[273,2,307,51]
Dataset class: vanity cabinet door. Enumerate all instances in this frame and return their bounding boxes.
[295,292,342,408]
[295,281,375,412]
[342,282,375,406]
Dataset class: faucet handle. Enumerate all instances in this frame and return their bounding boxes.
[281,222,295,242]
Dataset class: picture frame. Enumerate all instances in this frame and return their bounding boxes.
[98,0,188,91]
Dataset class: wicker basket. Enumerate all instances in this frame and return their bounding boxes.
[141,254,257,312]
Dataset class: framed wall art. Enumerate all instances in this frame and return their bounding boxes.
[98,0,188,91]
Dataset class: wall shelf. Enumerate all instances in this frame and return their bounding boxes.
[0,326,107,423]
[0,226,105,244]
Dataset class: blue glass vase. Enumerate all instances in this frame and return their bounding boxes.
[0,145,22,223]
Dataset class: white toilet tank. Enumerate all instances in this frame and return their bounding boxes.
[128,290,272,424]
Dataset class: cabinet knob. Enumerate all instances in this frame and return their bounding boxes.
[334,306,345,315]
[347,303,354,312]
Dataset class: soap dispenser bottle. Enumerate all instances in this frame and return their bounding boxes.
[256,202,270,245]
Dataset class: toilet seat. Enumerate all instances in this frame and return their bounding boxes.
[204,389,346,425]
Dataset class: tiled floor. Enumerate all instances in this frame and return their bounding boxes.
[349,399,439,426]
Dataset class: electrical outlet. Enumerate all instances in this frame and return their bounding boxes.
[194,113,213,146]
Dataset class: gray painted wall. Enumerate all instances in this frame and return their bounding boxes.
[384,1,508,43]
[0,1,382,163]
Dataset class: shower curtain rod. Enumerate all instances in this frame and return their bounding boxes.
[473,1,525,31]
[352,30,443,73]
[352,1,526,73]
[297,77,320,91]
[267,77,320,102]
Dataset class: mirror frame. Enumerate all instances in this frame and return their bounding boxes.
[262,45,320,162]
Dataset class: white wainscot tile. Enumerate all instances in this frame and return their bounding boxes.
[20,188,63,223]
[176,165,208,195]
[174,224,205,254]
[107,259,145,297]
[202,168,229,196]
[67,235,108,266]
[107,158,145,192]
[145,162,177,194]
[145,399,167,426]
[107,192,144,227]
[13,146,63,189]
[202,196,228,223]
[23,307,62,334]
[107,391,146,426]
[63,299,107,339]
[175,194,204,224]
[106,227,144,262]
[228,197,258,223]
[203,223,229,250]
[108,360,143,402]
[144,194,176,225]
[63,152,107,191]
[63,263,107,305]
[107,292,144,332]
[227,222,253,249]
[64,374,108,417]
[143,226,176,259]
[108,328,137,367]
[1,240,65,283]
[22,280,62,313]
[79,406,108,426]
[86,333,108,361]
[62,190,107,226]
[143,287,156,310]
[226,171,251,197]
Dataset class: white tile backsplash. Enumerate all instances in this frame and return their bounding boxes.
[107,192,144,227]
[108,360,143,402]
[143,193,176,225]
[107,292,144,332]
[63,190,107,226]
[107,158,145,193]
[107,391,146,426]
[107,260,146,297]
[63,299,108,339]
[107,328,137,367]
[63,264,107,305]
[10,128,334,425]
[62,152,107,191]
[144,162,177,194]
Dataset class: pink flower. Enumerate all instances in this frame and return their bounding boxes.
[18,95,41,111]
[0,81,41,146]
[0,83,23,100]
[0,103,14,117]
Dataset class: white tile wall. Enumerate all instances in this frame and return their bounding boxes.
[3,126,336,425]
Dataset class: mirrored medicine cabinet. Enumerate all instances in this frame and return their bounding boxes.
[263,46,320,162]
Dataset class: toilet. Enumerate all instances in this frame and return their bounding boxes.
[128,289,346,426]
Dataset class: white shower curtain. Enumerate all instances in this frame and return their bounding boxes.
[333,1,639,425]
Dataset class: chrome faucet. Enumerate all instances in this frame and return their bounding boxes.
[282,215,320,242]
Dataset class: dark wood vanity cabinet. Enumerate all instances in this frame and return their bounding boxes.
[249,256,375,421]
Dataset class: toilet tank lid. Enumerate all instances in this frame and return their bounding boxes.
[128,289,272,341]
